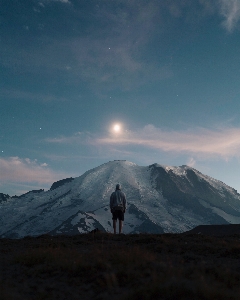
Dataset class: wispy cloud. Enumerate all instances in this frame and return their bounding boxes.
[0,157,66,184]
[0,1,171,93]
[68,2,171,91]
[187,157,197,167]
[41,0,71,4]
[219,0,240,32]
[46,124,240,160]
[45,132,92,144]
[96,125,240,158]
[0,88,68,103]
[56,0,71,3]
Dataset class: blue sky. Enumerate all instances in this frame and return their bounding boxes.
[1,0,240,195]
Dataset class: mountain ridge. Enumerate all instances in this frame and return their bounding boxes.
[1,160,240,238]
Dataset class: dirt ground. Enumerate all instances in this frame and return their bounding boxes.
[1,231,240,299]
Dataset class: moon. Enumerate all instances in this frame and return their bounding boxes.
[113,124,121,132]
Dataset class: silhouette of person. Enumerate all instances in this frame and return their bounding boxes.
[110,184,127,234]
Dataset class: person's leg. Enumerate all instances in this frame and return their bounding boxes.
[119,220,123,234]
[113,219,117,234]
[118,210,124,234]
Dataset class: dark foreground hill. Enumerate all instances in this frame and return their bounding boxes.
[1,231,240,299]
[184,224,240,236]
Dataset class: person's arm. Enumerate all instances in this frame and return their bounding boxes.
[109,195,112,209]
[110,194,113,210]
[123,193,127,211]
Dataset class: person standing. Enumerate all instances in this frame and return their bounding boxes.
[110,184,127,234]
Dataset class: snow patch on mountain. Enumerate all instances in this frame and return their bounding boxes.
[199,199,240,224]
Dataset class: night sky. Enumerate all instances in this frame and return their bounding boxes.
[1,0,240,196]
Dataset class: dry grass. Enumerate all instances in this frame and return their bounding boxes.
[1,233,240,299]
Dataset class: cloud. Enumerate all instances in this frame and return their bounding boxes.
[0,157,66,184]
[41,163,48,167]
[41,0,71,4]
[71,35,172,91]
[199,0,217,15]
[187,157,196,167]
[68,2,168,91]
[46,125,240,160]
[1,1,170,92]
[94,125,240,159]
[219,0,240,32]
[0,88,68,103]
[45,132,91,144]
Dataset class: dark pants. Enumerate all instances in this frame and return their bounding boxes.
[112,210,124,221]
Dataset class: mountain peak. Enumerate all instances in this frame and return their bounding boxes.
[1,161,240,238]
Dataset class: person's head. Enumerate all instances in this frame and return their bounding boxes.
[116,183,121,190]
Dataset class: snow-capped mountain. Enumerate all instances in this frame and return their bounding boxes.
[1,160,240,238]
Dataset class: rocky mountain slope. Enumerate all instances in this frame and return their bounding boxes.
[1,160,240,238]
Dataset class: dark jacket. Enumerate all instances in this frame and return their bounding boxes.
[110,189,127,212]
